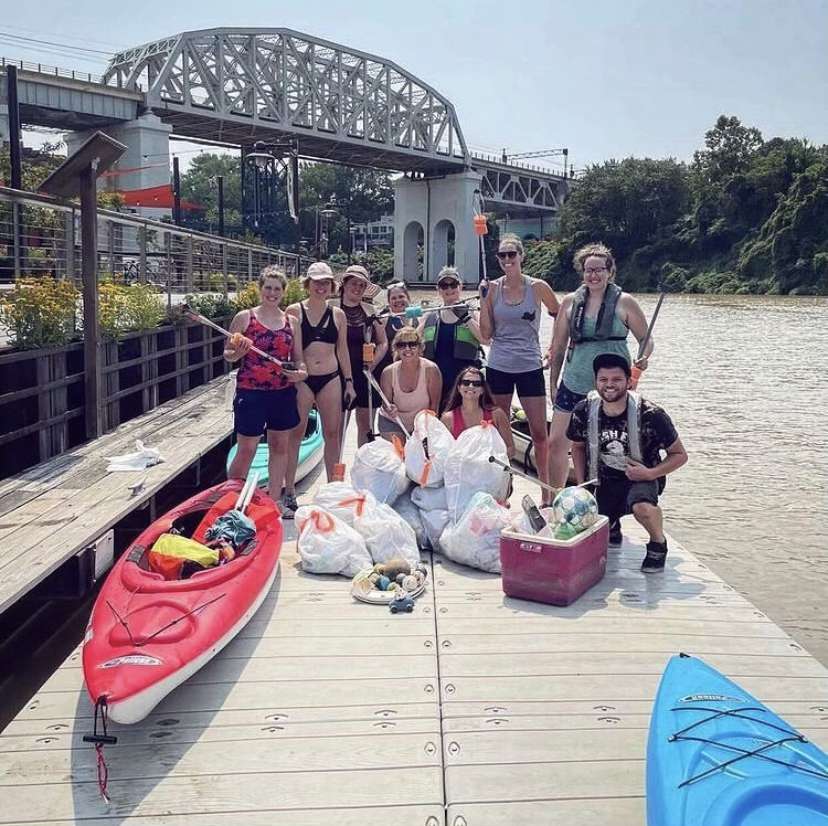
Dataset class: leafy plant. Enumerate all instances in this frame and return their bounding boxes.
[0,277,79,349]
[97,283,165,340]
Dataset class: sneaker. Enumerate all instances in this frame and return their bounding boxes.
[609,519,623,546]
[641,540,668,573]
[280,492,299,520]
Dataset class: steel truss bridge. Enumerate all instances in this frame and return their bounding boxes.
[2,28,570,213]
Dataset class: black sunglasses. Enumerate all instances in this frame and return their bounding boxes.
[438,281,460,289]
[459,379,483,387]
[395,340,419,349]
[496,250,518,260]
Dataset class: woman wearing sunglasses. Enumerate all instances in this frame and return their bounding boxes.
[479,234,560,503]
[546,242,653,489]
[419,266,486,410]
[338,265,389,446]
[377,327,443,440]
[373,281,411,380]
[440,366,514,457]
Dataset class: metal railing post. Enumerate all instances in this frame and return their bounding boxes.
[64,210,75,283]
[138,224,147,283]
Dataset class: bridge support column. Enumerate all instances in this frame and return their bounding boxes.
[65,114,172,220]
[393,170,482,285]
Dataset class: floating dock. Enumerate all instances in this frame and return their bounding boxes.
[2,428,827,825]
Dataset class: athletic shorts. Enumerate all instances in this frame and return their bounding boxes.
[234,387,300,436]
[486,366,546,398]
[596,479,659,523]
[553,382,588,413]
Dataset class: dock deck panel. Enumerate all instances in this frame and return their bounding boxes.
[2,421,826,825]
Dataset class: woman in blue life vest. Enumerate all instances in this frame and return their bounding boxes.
[479,234,560,504]
[546,242,653,489]
[225,266,307,511]
[418,266,487,411]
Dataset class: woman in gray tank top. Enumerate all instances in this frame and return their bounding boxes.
[479,234,561,503]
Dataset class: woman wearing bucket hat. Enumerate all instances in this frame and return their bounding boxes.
[282,262,356,516]
[338,264,388,445]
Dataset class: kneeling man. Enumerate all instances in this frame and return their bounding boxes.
[567,353,688,572]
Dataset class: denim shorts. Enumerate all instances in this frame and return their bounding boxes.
[553,382,587,413]
[234,387,300,436]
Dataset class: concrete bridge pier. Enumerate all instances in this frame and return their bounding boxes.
[393,169,483,285]
[65,113,172,220]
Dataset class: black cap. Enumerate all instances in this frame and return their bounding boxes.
[593,352,631,377]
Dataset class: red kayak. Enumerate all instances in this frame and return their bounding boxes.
[83,480,282,724]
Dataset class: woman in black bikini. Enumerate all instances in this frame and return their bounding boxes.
[283,263,355,515]
[338,265,388,446]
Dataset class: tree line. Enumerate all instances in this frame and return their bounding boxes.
[522,115,828,295]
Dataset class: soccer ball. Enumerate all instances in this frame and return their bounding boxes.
[551,486,598,536]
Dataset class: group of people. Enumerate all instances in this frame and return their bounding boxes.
[225,236,687,573]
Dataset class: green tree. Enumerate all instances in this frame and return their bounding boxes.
[693,115,764,185]
[180,153,242,227]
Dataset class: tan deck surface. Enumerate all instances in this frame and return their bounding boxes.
[2,418,827,825]
[0,377,234,614]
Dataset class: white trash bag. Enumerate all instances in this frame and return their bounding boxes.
[420,508,450,551]
[105,440,164,472]
[440,491,511,573]
[444,423,510,519]
[411,484,448,512]
[350,439,409,505]
[295,506,372,577]
[511,506,555,539]
[395,488,427,549]
[354,501,420,568]
[404,410,454,488]
[313,482,376,526]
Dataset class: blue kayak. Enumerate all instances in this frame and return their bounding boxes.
[647,654,828,825]
[226,408,324,486]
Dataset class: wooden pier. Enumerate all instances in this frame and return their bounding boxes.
[1,423,827,825]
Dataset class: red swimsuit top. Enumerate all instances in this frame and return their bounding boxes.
[236,311,294,391]
[451,406,492,439]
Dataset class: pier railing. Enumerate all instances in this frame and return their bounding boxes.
[0,187,309,299]
[0,186,319,481]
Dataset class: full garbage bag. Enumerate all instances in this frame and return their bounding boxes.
[350,439,409,505]
[411,484,448,512]
[404,411,454,488]
[353,501,420,568]
[421,508,450,551]
[440,491,511,573]
[295,506,372,577]
[394,488,427,549]
[443,423,510,520]
[313,482,376,526]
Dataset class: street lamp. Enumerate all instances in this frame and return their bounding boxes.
[318,195,338,259]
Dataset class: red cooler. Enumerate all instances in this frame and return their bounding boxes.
[499,516,609,606]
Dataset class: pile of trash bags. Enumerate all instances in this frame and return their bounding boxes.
[297,412,513,576]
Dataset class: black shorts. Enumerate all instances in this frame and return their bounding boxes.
[352,368,381,409]
[234,387,300,436]
[595,479,659,522]
[486,366,546,398]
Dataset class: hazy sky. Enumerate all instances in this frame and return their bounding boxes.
[7,0,827,172]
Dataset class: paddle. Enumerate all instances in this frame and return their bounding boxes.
[488,455,597,496]
[630,292,665,390]
[364,369,411,439]
[182,305,286,369]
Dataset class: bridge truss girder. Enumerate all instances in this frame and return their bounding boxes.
[103,28,468,173]
[476,164,568,215]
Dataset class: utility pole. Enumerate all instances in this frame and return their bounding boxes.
[172,156,181,226]
[217,175,225,236]
[7,65,22,190]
